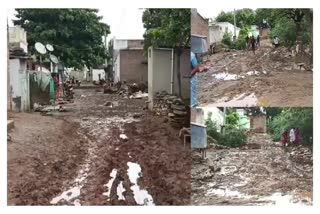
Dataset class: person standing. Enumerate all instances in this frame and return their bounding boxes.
[289,128,295,146]
[251,36,256,55]
[191,51,200,107]
[257,35,260,48]
[273,36,280,48]
[281,129,288,147]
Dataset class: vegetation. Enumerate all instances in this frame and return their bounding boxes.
[14,9,110,69]
[217,8,313,52]
[267,108,313,144]
[205,109,247,148]
[142,9,190,97]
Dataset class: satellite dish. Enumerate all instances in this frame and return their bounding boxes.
[46,44,54,52]
[49,54,59,64]
[35,42,46,54]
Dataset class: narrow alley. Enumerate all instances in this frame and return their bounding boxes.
[8,87,191,205]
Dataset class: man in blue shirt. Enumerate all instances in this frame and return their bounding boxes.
[191,51,200,107]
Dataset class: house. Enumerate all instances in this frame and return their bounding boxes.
[8,26,31,112]
[191,9,209,56]
[191,9,209,45]
[208,22,241,44]
[113,39,147,83]
[191,107,225,132]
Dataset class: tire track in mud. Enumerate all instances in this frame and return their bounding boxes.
[50,89,190,205]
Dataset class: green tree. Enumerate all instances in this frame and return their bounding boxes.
[254,8,274,27]
[14,9,110,69]
[272,9,312,56]
[226,108,240,128]
[142,9,190,97]
[268,107,313,144]
[215,9,255,28]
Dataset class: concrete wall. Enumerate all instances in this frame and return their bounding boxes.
[9,58,30,112]
[148,47,190,109]
[69,70,86,81]
[209,22,240,44]
[9,26,28,53]
[114,40,128,49]
[250,115,267,133]
[92,69,105,81]
[114,54,121,83]
[119,49,147,83]
[191,9,209,44]
[127,40,144,49]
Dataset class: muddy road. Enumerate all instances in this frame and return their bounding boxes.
[8,88,190,205]
[191,134,313,206]
[198,40,313,107]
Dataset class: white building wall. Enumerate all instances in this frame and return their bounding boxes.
[209,22,240,44]
[113,40,128,50]
[9,58,30,112]
[148,47,190,109]
[114,54,121,83]
[203,107,224,132]
[9,26,28,53]
[92,69,105,81]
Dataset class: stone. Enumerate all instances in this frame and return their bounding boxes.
[173,110,187,116]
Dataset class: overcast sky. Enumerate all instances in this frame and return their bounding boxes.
[197,7,257,20]
[7,8,145,42]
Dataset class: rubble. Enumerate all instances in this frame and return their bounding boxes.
[152,91,188,128]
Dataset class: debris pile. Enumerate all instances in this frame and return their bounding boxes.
[289,145,313,164]
[152,91,188,128]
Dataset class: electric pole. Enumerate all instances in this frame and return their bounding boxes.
[233,8,237,42]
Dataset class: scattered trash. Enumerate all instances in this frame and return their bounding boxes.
[130,91,148,99]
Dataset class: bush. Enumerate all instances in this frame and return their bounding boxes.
[222,31,233,47]
[270,17,312,48]
[219,128,247,147]
[267,108,313,144]
[205,113,221,142]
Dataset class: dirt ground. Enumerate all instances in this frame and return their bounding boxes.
[198,40,313,107]
[7,88,190,205]
[191,134,313,206]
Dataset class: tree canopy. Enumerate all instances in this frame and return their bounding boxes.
[14,9,110,69]
[142,9,190,50]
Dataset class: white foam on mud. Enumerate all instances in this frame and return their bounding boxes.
[259,193,311,206]
[50,186,82,204]
[102,169,118,198]
[120,134,128,140]
[219,166,237,175]
[212,72,240,81]
[246,70,260,76]
[209,93,258,107]
[117,181,126,200]
[50,135,94,205]
[127,162,155,206]
[206,187,251,199]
